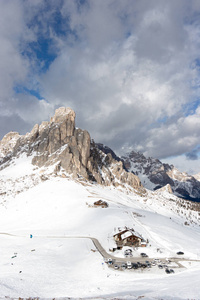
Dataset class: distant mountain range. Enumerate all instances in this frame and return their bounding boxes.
[96,144,200,202]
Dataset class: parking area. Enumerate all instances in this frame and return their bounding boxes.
[105,256,177,274]
[91,237,199,274]
[102,248,188,274]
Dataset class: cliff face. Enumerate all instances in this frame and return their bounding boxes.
[0,107,145,194]
[31,107,91,179]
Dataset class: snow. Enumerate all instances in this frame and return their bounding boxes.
[0,153,36,179]
[0,154,200,299]
[137,172,157,190]
[121,231,133,239]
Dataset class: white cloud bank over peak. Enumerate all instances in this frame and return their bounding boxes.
[0,0,200,174]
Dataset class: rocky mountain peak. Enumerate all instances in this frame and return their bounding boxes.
[50,107,76,125]
[0,107,145,194]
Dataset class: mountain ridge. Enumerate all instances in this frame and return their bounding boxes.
[95,144,200,202]
[1,107,199,202]
[0,107,144,195]
[122,150,200,202]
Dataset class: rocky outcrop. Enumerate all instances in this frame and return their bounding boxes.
[122,150,200,202]
[0,107,144,194]
[156,184,173,194]
[0,132,20,158]
[87,144,144,192]
[30,107,90,179]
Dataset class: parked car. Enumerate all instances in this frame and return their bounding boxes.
[114,264,119,270]
[169,269,174,273]
[177,251,184,255]
[140,253,148,257]
[127,261,132,269]
[124,249,133,257]
[107,258,113,265]
[132,263,138,269]
[126,248,133,253]
[121,263,127,270]
[158,265,163,269]
[165,268,171,274]
[124,249,132,253]
[166,258,171,262]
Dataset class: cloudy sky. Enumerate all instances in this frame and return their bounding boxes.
[0,0,200,174]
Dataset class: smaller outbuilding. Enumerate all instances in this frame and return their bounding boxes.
[93,200,109,208]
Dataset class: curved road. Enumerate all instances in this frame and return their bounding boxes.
[0,232,199,269]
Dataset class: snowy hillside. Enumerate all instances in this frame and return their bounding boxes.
[0,154,200,299]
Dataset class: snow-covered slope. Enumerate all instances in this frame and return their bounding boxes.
[122,150,200,202]
[0,153,200,299]
[194,172,200,182]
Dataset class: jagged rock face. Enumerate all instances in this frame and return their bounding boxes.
[31,107,91,179]
[0,107,144,193]
[95,143,123,164]
[87,144,144,193]
[122,150,200,202]
[0,132,20,158]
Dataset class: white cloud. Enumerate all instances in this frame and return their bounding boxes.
[162,154,200,176]
[0,1,29,101]
[136,107,200,158]
[0,0,200,174]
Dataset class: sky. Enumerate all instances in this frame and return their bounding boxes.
[0,0,200,175]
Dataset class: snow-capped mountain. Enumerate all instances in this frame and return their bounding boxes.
[0,107,144,195]
[0,150,199,299]
[121,150,200,202]
[0,107,200,299]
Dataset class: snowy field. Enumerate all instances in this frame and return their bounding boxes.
[0,155,200,299]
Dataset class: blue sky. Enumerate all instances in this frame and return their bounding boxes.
[0,0,200,174]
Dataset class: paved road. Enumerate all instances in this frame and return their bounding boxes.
[80,236,200,269]
[0,232,199,269]
[90,237,186,268]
